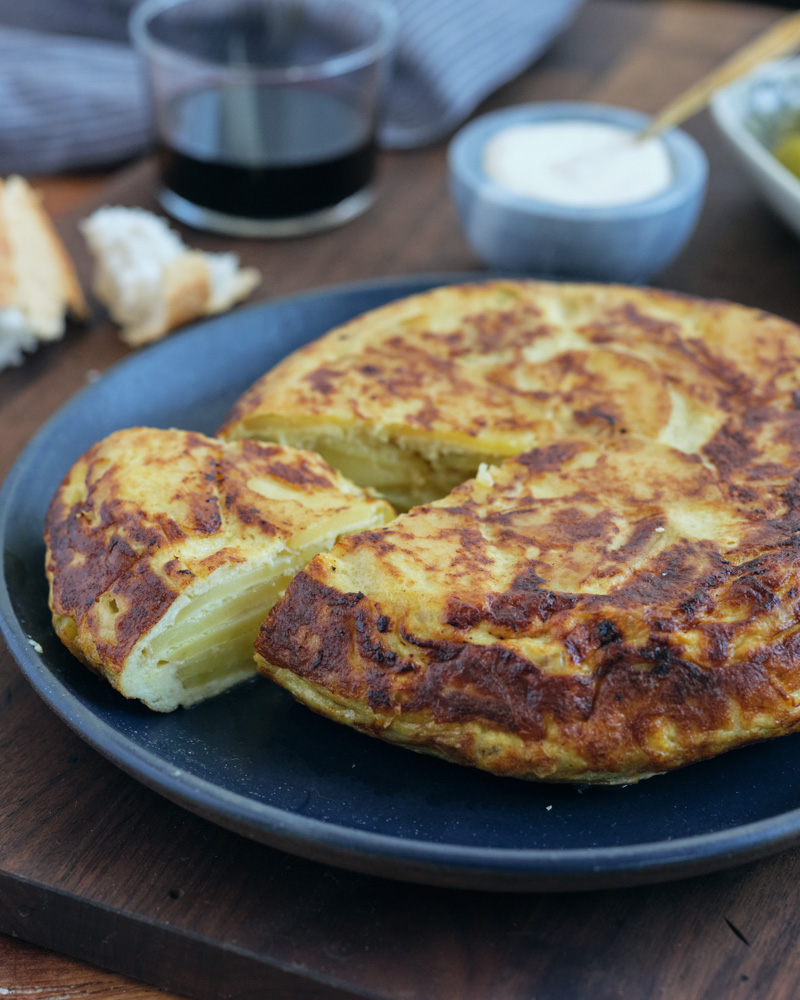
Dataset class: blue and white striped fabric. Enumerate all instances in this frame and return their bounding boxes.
[384,0,584,148]
[0,0,583,174]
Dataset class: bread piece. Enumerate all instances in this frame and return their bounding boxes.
[81,207,260,347]
[218,280,800,510]
[45,427,394,711]
[256,420,800,785]
[0,175,87,369]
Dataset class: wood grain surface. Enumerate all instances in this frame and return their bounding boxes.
[2,1,800,997]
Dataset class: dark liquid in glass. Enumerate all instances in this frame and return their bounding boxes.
[159,85,377,220]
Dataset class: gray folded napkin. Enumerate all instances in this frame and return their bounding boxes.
[0,0,583,174]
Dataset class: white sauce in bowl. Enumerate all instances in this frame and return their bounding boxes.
[482,121,673,208]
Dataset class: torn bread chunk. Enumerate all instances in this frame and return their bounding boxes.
[80,207,261,348]
[0,175,87,369]
[44,427,394,711]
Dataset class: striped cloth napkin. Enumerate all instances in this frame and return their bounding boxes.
[0,0,584,174]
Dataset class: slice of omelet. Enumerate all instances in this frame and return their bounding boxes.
[218,281,800,510]
[256,417,800,785]
[44,427,394,711]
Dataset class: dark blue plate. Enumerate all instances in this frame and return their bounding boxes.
[3,274,800,892]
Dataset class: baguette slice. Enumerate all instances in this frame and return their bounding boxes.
[0,175,87,369]
[81,207,261,347]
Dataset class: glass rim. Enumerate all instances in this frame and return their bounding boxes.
[129,0,398,82]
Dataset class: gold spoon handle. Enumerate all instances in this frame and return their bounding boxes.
[639,10,800,140]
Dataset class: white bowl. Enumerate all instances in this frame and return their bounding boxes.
[710,57,800,238]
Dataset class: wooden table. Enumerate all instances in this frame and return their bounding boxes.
[3,1,800,996]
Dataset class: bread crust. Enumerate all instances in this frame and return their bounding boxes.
[123,251,261,347]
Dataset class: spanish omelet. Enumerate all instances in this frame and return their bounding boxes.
[44,279,800,783]
[44,427,393,711]
[242,279,800,783]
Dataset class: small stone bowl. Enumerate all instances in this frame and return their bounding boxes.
[448,101,709,283]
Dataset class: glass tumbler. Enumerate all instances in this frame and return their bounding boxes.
[130,0,397,237]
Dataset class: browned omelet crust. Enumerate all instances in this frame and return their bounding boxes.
[219,280,800,507]
[45,427,393,710]
[251,280,800,783]
[257,425,800,784]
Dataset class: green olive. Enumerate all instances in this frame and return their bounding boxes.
[773,133,800,179]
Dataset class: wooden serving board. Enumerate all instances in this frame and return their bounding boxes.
[4,2,800,997]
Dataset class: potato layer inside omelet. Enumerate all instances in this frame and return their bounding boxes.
[45,427,394,711]
[218,280,800,509]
